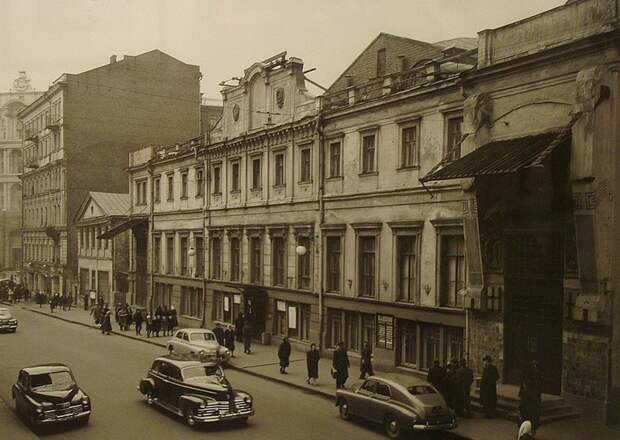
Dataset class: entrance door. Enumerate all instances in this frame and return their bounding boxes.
[243,289,267,339]
[504,230,563,394]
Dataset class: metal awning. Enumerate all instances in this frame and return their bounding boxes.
[98,217,147,239]
[420,129,571,183]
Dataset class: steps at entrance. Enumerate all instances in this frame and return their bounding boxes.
[470,387,580,425]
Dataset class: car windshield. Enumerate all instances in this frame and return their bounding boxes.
[407,385,436,396]
[183,365,223,380]
[30,371,75,392]
[189,332,215,342]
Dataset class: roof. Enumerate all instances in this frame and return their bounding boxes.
[89,192,130,216]
[98,216,147,239]
[433,37,478,51]
[22,364,71,375]
[155,354,218,368]
[420,129,571,183]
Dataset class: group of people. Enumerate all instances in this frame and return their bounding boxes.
[47,293,73,312]
[233,312,255,355]
[88,300,178,338]
[144,306,178,337]
[427,357,475,417]
[212,323,237,357]
[0,282,30,304]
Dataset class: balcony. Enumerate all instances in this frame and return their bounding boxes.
[24,158,39,170]
[45,115,60,130]
[24,128,39,143]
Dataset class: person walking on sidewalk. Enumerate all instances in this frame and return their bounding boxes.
[359,341,374,379]
[146,312,153,338]
[169,306,178,335]
[118,305,128,331]
[456,358,474,417]
[519,360,542,435]
[234,313,245,343]
[161,306,169,336]
[134,308,143,336]
[213,323,224,345]
[153,307,162,337]
[242,321,253,354]
[332,342,350,389]
[278,337,291,374]
[427,359,446,393]
[480,355,500,418]
[306,343,320,385]
[224,326,235,358]
[101,310,112,335]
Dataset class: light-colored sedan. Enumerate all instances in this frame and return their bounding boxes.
[167,329,231,364]
[0,307,18,332]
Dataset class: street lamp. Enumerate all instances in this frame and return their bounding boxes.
[295,245,307,256]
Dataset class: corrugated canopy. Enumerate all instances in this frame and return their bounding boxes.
[98,217,147,239]
[420,129,571,183]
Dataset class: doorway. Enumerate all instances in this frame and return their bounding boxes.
[243,288,267,339]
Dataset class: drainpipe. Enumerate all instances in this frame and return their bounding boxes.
[147,158,155,312]
[316,111,325,352]
[201,140,211,328]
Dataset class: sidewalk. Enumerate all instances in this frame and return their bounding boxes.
[9,302,620,440]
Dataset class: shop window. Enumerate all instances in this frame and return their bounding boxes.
[287,303,299,338]
[346,312,359,352]
[275,300,287,336]
[300,304,311,341]
[444,326,463,364]
[328,309,343,348]
[422,325,441,370]
[180,287,203,318]
[401,321,417,367]
[361,313,375,348]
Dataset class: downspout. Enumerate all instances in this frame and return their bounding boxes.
[201,141,211,328]
[147,158,154,312]
[316,110,325,352]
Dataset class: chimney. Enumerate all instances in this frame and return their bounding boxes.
[109,55,117,64]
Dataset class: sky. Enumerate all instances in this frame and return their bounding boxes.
[1,0,565,102]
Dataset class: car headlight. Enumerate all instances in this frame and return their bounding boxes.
[243,396,252,404]
[81,397,90,406]
[35,408,43,414]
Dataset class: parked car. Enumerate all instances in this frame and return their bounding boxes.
[138,354,254,427]
[12,363,91,428]
[335,377,457,438]
[0,307,17,332]
[167,329,231,364]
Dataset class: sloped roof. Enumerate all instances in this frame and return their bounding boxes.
[433,37,478,51]
[89,192,130,216]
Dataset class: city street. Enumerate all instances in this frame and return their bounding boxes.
[0,308,458,440]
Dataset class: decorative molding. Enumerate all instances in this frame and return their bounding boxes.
[387,220,424,230]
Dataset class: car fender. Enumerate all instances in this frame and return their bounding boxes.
[178,394,212,412]
[139,378,155,395]
[383,401,419,427]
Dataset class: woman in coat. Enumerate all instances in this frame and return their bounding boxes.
[359,341,374,379]
[480,355,500,418]
[332,342,350,389]
[169,306,178,335]
[234,313,245,343]
[101,310,112,335]
[242,321,253,354]
[278,337,292,374]
[153,306,163,337]
[306,343,320,385]
[224,326,236,358]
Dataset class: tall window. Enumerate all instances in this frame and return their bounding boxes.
[211,237,222,279]
[326,236,341,292]
[440,235,466,307]
[297,237,311,290]
[154,236,161,273]
[252,158,261,190]
[195,236,204,277]
[401,125,418,168]
[166,236,174,274]
[154,176,161,203]
[446,116,463,161]
[329,141,341,177]
[402,322,417,367]
[274,153,285,186]
[180,236,189,275]
[300,304,311,341]
[180,287,203,318]
[181,172,188,198]
[300,147,311,182]
[136,180,147,205]
[329,309,343,348]
[230,236,240,281]
[213,166,221,194]
[196,169,204,197]
[250,236,262,283]
[398,236,417,302]
[231,162,240,192]
[359,236,376,297]
[167,174,174,201]
[361,133,376,174]
[377,48,386,78]
[272,236,286,286]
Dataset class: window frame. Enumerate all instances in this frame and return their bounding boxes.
[180,170,188,199]
[228,232,241,281]
[251,156,262,191]
[212,164,221,195]
[273,150,286,187]
[166,173,174,201]
[230,160,240,193]
[210,233,222,280]
[153,176,161,203]
[328,139,342,179]
[299,144,312,183]
[432,219,466,308]
[359,129,378,175]
[444,112,464,162]
[398,120,420,169]
[195,168,204,198]
[270,229,287,287]
[389,221,423,304]
[322,226,346,294]
[353,224,381,298]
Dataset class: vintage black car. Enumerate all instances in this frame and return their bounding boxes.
[12,364,91,427]
[336,377,456,438]
[0,307,18,332]
[138,354,254,427]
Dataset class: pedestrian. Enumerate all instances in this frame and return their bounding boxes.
[517,420,535,440]
[442,360,459,410]
[278,337,291,374]
[169,306,178,335]
[126,304,133,330]
[234,313,245,343]
[359,341,374,379]
[306,343,320,385]
[161,306,169,336]
[213,323,224,345]
[224,326,236,358]
[134,308,143,336]
[118,304,128,331]
[146,312,153,338]
[242,321,253,354]
[154,306,163,337]
[519,360,541,435]
[332,341,350,389]
[456,358,474,417]
[427,359,446,393]
[480,355,500,418]
[66,295,72,311]
[101,310,112,335]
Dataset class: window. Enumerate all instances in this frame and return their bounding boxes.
[166,236,174,274]
[446,116,463,161]
[231,162,240,192]
[250,236,262,283]
[401,125,418,168]
[444,327,463,364]
[212,166,221,194]
[211,237,221,279]
[422,325,441,370]
[359,236,376,297]
[328,309,343,348]
[180,236,189,275]
[136,180,147,205]
[329,141,341,177]
[361,133,376,174]
[195,236,204,277]
[297,236,311,290]
[196,169,204,197]
[154,176,161,203]
[274,153,285,186]
[272,236,286,286]
[346,311,360,352]
[398,236,418,302]
[275,301,286,336]
[180,287,203,318]
[377,48,386,78]
[300,147,311,182]
[252,158,261,190]
[154,236,161,273]
[440,235,466,307]
[230,236,240,281]
[167,174,174,201]
[326,236,341,292]
[181,172,188,198]
[362,314,375,348]
[213,291,238,324]
[401,321,417,367]
[300,304,311,341]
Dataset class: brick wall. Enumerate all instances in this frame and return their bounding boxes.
[562,330,609,401]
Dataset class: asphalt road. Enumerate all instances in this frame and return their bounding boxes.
[0,307,426,440]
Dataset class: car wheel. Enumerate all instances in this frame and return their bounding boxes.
[384,415,401,439]
[183,408,196,427]
[338,400,350,420]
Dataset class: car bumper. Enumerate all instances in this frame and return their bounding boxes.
[0,323,17,331]
[194,408,254,423]
[35,410,91,425]
[412,420,457,431]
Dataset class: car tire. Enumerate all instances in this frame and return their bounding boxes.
[384,415,401,439]
[338,400,350,420]
[183,408,196,427]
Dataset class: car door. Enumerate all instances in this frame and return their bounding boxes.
[367,381,392,423]
[13,371,28,415]
[172,331,185,353]
[354,379,378,420]
[154,361,174,405]
[166,365,184,409]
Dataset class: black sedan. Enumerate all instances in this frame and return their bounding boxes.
[12,363,91,428]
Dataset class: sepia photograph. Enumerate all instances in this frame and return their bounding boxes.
[1,0,620,439]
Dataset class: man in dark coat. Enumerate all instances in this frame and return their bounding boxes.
[442,360,459,410]
[169,306,178,334]
[306,343,320,385]
[213,323,225,345]
[278,337,292,374]
[456,358,474,417]
[359,341,374,379]
[480,355,500,418]
[519,360,541,435]
[332,342,350,389]
[224,326,235,357]
[242,321,253,354]
[234,313,245,343]
[134,309,143,336]
[427,359,446,393]
[101,310,112,335]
